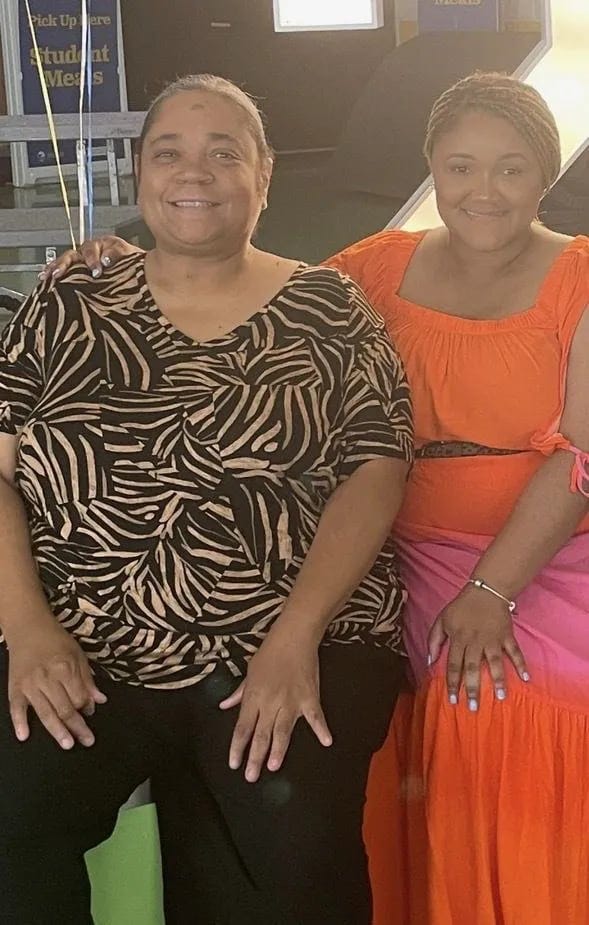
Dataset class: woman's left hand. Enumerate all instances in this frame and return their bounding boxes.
[428,585,529,711]
[219,627,332,783]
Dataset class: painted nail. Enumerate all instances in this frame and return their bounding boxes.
[522,672,531,682]
[449,693,458,705]
[468,698,478,712]
[91,267,102,278]
[101,255,111,267]
[496,688,506,701]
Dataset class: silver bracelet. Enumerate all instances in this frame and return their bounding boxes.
[468,578,517,613]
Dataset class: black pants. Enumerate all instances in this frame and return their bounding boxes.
[0,644,402,925]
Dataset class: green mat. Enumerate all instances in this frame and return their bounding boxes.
[86,804,165,925]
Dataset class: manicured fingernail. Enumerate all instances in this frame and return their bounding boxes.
[268,759,279,772]
[449,693,458,705]
[91,267,102,278]
[496,688,506,701]
[468,698,478,712]
[101,255,111,267]
[229,758,239,770]
[81,735,95,747]
[15,726,28,742]
[522,672,531,682]
[61,737,74,749]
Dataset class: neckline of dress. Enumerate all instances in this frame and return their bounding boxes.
[392,231,583,331]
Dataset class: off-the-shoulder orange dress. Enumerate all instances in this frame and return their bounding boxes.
[327,231,589,924]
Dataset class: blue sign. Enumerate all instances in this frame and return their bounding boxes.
[418,0,499,32]
[18,0,123,168]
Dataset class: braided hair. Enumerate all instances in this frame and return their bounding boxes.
[424,72,561,189]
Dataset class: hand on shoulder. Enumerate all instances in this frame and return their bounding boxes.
[39,236,143,283]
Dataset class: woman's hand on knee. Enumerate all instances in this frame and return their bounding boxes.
[7,618,107,750]
[219,628,332,783]
[38,235,143,283]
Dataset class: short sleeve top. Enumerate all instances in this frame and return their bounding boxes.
[0,255,413,687]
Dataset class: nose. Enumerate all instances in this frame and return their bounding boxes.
[471,170,496,199]
[176,154,215,184]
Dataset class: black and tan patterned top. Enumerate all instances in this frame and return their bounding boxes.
[0,256,413,688]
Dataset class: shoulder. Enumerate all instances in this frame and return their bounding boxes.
[46,253,146,333]
[2,253,145,356]
[274,264,385,336]
[324,229,421,272]
[323,229,424,299]
[52,252,145,305]
[560,234,589,267]
[543,235,589,305]
[275,265,395,359]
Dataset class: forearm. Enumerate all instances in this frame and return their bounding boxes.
[0,476,54,644]
[273,458,408,645]
[473,451,589,599]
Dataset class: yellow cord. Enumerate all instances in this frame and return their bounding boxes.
[24,0,77,248]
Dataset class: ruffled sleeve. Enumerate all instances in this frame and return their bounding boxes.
[531,236,589,494]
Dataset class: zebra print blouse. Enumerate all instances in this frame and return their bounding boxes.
[0,256,413,688]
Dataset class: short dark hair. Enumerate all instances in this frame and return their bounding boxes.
[137,74,274,165]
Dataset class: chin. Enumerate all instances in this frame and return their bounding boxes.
[447,217,520,253]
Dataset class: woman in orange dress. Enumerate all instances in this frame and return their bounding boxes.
[328,73,589,924]
[43,72,589,924]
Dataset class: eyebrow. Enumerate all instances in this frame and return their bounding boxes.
[207,132,243,147]
[148,131,244,148]
[446,152,529,160]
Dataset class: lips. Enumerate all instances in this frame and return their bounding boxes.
[462,208,506,219]
[169,200,219,208]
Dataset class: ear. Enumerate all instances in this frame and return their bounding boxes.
[134,152,141,185]
[259,155,274,203]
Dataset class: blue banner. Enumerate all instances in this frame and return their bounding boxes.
[418,0,499,32]
[19,0,123,168]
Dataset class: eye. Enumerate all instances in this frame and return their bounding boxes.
[450,164,470,174]
[503,167,522,176]
[154,150,177,161]
[212,150,240,161]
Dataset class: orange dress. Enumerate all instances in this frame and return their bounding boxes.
[327,231,589,924]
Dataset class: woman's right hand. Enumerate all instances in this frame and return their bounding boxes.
[7,618,107,749]
[39,235,142,282]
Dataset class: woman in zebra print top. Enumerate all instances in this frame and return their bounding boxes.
[0,76,413,924]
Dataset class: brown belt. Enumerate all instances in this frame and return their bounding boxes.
[416,441,523,459]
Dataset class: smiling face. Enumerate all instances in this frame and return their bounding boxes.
[429,109,546,252]
[136,89,272,258]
